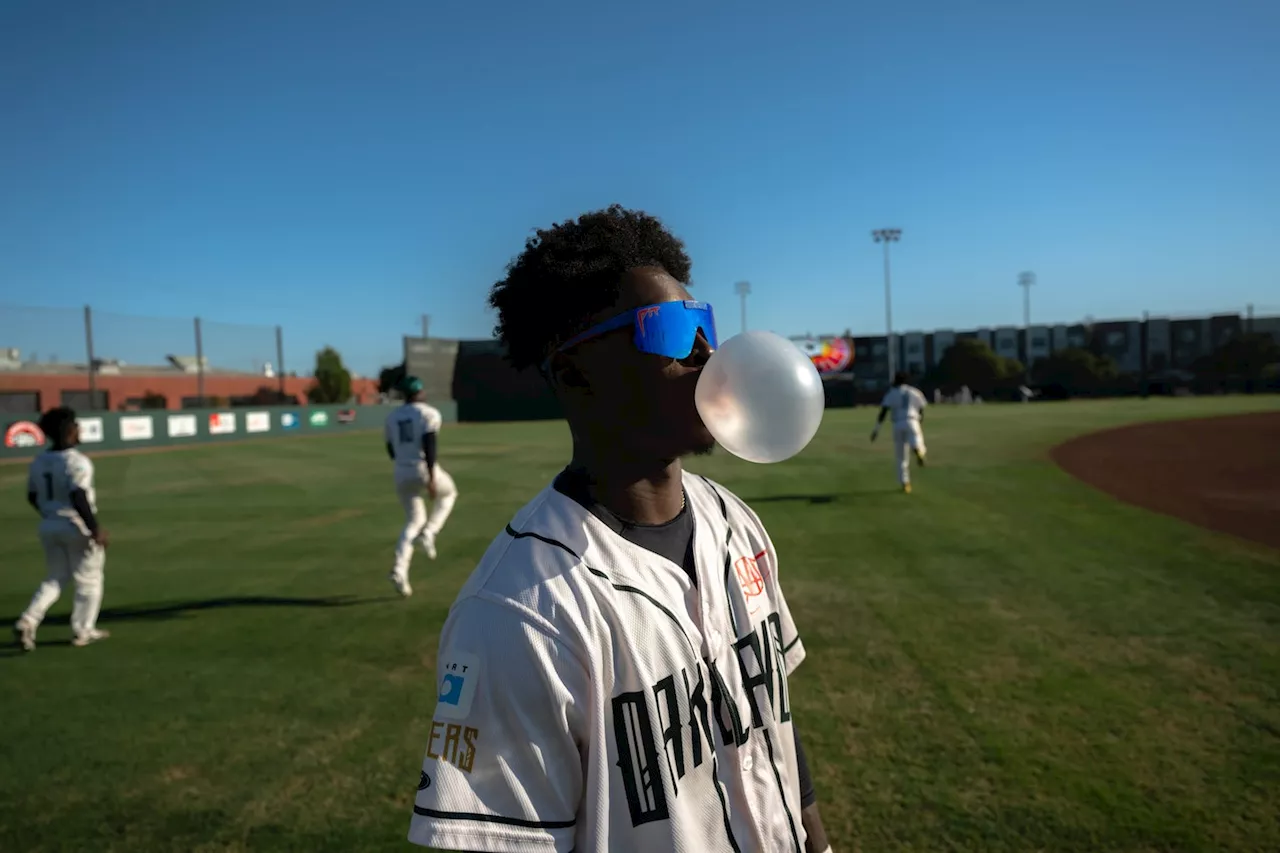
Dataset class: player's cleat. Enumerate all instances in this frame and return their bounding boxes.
[420,530,438,560]
[902,483,912,494]
[13,619,36,652]
[71,628,110,648]
[389,573,413,598]
[915,449,926,467]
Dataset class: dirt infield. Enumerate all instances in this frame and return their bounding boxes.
[1052,411,1280,550]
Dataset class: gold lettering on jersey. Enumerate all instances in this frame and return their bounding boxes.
[612,615,796,828]
[425,720,479,774]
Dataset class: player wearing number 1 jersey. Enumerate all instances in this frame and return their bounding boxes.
[384,377,458,597]
[13,407,112,652]
[407,206,834,853]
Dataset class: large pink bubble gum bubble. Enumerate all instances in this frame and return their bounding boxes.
[695,330,825,464]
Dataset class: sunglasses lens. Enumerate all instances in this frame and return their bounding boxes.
[634,302,716,359]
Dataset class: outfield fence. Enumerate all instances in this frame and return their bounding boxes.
[0,402,465,461]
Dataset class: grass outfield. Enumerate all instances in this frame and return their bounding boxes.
[2,397,1278,852]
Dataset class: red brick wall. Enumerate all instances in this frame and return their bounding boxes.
[0,372,380,412]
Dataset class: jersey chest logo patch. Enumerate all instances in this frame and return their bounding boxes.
[733,552,770,615]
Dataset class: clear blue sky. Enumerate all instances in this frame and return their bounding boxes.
[2,0,1276,376]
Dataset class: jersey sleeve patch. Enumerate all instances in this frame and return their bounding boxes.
[435,650,480,720]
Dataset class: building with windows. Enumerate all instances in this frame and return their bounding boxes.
[808,307,1276,393]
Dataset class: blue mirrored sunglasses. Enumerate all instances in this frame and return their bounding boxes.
[543,300,718,372]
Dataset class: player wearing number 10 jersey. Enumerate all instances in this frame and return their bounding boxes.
[384,377,458,597]
[14,406,112,652]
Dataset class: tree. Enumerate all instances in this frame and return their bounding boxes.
[1198,333,1280,378]
[307,346,352,403]
[140,390,167,409]
[1194,333,1280,391]
[1032,347,1118,398]
[377,361,407,396]
[928,338,1022,398]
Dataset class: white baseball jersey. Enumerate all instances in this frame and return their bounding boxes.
[881,384,927,427]
[409,471,808,853]
[385,402,443,469]
[27,448,97,534]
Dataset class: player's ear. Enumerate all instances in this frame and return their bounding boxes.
[547,353,589,392]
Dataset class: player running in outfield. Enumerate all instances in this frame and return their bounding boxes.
[13,407,112,651]
[871,371,928,493]
[408,206,834,853]
[384,376,458,597]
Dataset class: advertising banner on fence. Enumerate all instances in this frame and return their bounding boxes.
[280,412,300,430]
[119,416,155,442]
[209,412,237,435]
[336,409,357,424]
[168,414,197,438]
[4,420,44,449]
[790,336,854,376]
[246,411,271,433]
[77,417,104,443]
[308,411,329,428]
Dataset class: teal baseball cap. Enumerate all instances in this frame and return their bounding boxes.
[401,376,424,396]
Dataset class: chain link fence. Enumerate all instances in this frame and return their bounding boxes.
[0,304,286,413]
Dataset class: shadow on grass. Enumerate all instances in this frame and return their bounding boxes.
[749,493,839,505]
[3,595,395,656]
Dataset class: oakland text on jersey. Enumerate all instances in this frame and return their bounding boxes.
[612,611,793,827]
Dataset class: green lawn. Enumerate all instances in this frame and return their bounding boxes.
[2,397,1278,852]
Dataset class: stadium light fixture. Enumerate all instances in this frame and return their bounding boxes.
[871,228,903,383]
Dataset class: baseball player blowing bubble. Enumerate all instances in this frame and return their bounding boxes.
[408,205,836,853]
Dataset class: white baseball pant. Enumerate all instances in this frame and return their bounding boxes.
[392,464,458,581]
[894,422,926,486]
[20,523,107,638]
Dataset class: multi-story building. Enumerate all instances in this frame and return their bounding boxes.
[806,308,1275,393]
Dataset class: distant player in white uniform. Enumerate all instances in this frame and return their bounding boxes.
[384,376,458,597]
[408,206,835,853]
[13,407,112,651]
[871,371,928,493]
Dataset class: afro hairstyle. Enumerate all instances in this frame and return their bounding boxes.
[38,406,78,446]
[488,204,693,372]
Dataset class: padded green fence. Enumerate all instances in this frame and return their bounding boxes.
[0,401,459,461]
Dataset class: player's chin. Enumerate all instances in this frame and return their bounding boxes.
[682,421,718,457]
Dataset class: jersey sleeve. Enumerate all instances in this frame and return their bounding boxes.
[723,489,806,677]
[879,389,893,408]
[408,595,587,852]
[424,406,442,433]
[762,523,806,676]
[68,455,93,492]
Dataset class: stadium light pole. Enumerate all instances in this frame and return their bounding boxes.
[1018,271,1035,329]
[1018,271,1036,384]
[871,228,902,385]
[735,281,751,335]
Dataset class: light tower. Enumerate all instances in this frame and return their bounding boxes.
[1018,271,1035,329]
[734,281,751,335]
[871,228,903,383]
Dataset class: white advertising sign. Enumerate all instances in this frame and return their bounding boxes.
[245,411,271,433]
[119,416,155,442]
[209,412,237,435]
[77,417,104,443]
[168,414,198,438]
